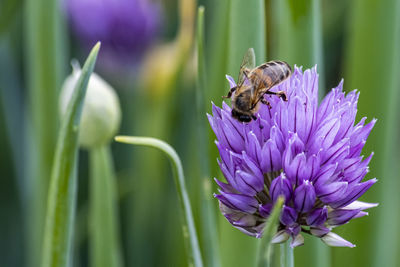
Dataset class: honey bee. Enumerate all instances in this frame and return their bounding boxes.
[224,48,292,122]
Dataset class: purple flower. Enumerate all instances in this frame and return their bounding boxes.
[65,0,161,69]
[208,66,378,248]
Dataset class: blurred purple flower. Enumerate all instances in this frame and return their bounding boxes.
[66,0,161,68]
[208,67,378,248]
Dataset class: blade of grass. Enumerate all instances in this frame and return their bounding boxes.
[269,0,325,93]
[256,197,284,267]
[89,145,123,267]
[337,1,400,267]
[227,0,266,73]
[0,0,22,35]
[41,43,100,267]
[24,0,67,264]
[115,136,204,267]
[206,0,230,104]
[196,6,221,267]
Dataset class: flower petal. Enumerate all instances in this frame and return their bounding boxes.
[321,232,355,248]
[294,180,316,212]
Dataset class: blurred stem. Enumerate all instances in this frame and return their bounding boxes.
[115,136,204,267]
[196,6,221,267]
[41,43,100,267]
[341,0,400,267]
[0,0,22,35]
[25,0,66,264]
[257,197,284,267]
[280,242,294,267]
[270,0,325,94]
[89,145,123,267]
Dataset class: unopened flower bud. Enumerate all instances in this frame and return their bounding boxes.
[60,62,121,148]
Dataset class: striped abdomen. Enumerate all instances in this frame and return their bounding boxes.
[249,60,292,89]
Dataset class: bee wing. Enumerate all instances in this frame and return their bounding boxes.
[238,48,256,86]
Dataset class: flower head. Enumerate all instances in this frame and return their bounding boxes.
[66,0,161,69]
[208,66,377,248]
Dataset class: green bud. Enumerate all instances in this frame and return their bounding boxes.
[60,61,121,148]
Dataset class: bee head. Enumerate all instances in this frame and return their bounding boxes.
[231,109,252,123]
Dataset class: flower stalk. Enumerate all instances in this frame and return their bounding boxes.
[89,145,123,267]
[115,136,204,267]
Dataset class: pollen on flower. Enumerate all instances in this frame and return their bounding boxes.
[208,66,377,248]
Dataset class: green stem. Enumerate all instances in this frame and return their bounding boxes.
[196,6,221,267]
[115,136,204,267]
[280,242,294,267]
[25,0,66,263]
[41,43,100,267]
[89,145,124,267]
[257,197,284,267]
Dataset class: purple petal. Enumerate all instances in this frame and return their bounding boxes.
[316,181,348,204]
[321,138,350,165]
[214,177,237,194]
[259,203,272,218]
[331,178,377,208]
[327,209,360,226]
[234,170,263,196]
[225,75,237,89]
[216,191,258,213]
[285,152,307,186]
[246,131,263,165]
[310,226,330,237]
[280,205,298,226]
[260,139,282,173]
[294,180,316,212]
[306,206,328,226]
[312,163,337,186]
[270,173,293,204]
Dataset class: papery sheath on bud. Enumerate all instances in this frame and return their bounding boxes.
[209,66,377,247]
[60,62,121,148]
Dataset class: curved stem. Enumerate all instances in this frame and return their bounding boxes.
[115,136,204,267]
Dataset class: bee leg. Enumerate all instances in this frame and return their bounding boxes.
[261,98,272,109]
[251,115,257,120]
[265,90,288,101]
[277,91,288,101]
[222,86,237,99]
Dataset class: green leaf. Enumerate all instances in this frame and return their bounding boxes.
[89,145,123,267]
[115,136,204,267]
[227,0,266,74]
[41,43,100,267]
[196,6,221,267]
[257,196,284,267]
[270,0,325,93]
[24,0,67,263]
[335,1,400,267]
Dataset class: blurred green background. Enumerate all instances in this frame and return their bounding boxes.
[1,0,399,266]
